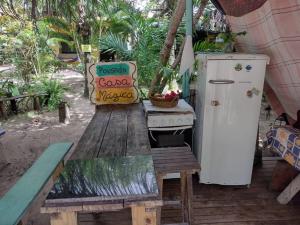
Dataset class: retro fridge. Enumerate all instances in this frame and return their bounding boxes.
[194,53,269,185]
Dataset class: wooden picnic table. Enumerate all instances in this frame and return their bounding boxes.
[41,155,162,225]
[42,104,201,225]
[42,104,162,225]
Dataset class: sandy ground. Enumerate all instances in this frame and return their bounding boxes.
[0,69,94,224]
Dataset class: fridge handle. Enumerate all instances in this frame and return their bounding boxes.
[209,79,235,84]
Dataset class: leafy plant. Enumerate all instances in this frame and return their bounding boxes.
[29,78,67,111]
[193,40,222,52]
[217,31,247,53]
[99,15,168,87]
[100,33,132,60]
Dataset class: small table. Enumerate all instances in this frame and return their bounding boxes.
[152,147,200,225]
[41,155,162,225]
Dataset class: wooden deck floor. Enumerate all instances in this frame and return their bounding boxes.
[77,159,300,225]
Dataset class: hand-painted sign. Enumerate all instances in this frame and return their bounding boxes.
[81,44,92,53]
[87,62,139,105]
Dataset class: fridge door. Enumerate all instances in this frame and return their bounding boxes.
[200,59,267,185]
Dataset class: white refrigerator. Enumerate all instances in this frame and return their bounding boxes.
[194,53,269,185]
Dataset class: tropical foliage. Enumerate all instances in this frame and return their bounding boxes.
[0,0,225,114]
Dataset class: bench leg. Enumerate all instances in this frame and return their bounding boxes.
[187,174,193,224]
[50,212,77,225]
[131,206,158,225]
[156,174,164,225]
[277,173,300,204]
[180,172,189,223]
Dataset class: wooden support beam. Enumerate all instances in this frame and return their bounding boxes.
[131,206,158,225]
[50,212,77,225]
[277,173,300,204]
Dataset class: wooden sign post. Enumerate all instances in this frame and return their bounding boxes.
[87,62,139,105]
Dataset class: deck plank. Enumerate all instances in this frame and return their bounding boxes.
[71,106,112,159]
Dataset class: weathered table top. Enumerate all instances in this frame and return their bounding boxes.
[72,104,151,159]
[45,155,159,205]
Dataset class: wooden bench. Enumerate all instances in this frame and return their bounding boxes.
[0,142,73,225]
[152,147,200,225]
[0,93,48,119]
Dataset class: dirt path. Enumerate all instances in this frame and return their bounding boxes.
[0,70,94,224]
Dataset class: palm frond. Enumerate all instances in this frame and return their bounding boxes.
[99,33,132,60]
[46,38,75,48]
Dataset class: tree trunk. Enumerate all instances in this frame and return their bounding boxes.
[78,1,91,98]
[31,0,37,21]
[158,0,209,91]
[148,0,186,97]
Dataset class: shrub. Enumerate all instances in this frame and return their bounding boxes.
[29,78,67,111]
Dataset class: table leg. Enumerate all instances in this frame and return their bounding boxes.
[277,173,300,204]
[50,212,77,225]
[131,206,158,225]
[180,171,188,223]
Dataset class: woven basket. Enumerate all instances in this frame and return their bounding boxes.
[149,96,179,108]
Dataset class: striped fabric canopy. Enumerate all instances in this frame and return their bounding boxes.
[214,0,300,119]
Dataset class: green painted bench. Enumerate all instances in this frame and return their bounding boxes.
[0,142,73,225]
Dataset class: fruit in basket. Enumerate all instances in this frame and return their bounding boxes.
[152,91,179,102]
[150,90,179,108]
